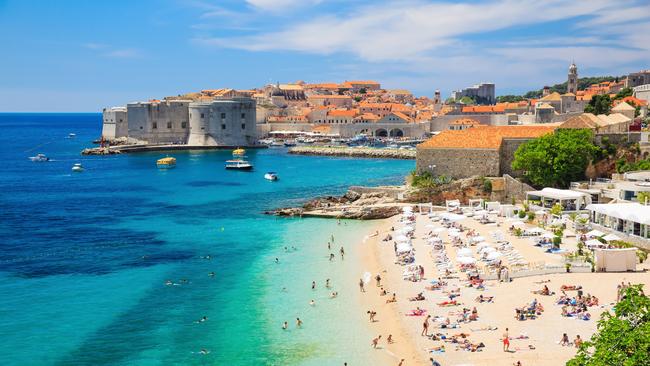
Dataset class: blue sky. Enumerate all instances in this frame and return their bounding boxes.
[0,0,648,112]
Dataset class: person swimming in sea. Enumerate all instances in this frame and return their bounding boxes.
[196,316,208,323]
[208,272,215,277]
[282,321,288,330]
[326,278,331,288]
[275,257,279,263]
[309,299,315,306]
[296,318,303,328]
[312,281,316,290]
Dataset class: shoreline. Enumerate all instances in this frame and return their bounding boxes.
[357,217,428,365]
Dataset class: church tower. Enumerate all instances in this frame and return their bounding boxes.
[567,62,578,94]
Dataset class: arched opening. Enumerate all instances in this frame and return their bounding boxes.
[375,128,388,137]
[389,128,404,137]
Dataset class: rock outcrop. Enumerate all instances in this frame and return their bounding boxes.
[266,188,404,220]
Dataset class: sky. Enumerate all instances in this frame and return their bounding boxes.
[0,0,648,112]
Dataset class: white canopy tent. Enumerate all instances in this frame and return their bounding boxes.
[594,248,637,272]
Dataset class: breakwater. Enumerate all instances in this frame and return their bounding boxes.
[289,146,416,159]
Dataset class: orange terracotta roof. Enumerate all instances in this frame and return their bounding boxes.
[418,125,556,150]
[616,96,647,107]
[306,83,341,89]
[328,109,358,117]
[461,105,505,113]
[345,80,380,85]
[354,113,380,121]
[391,111,414,122]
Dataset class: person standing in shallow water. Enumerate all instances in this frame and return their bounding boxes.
[340,246,345,260]
[312,281,316,290]
[359,279,365,292]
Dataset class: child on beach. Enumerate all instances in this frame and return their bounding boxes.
[372,335,381,348]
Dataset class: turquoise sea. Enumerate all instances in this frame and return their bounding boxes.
[0,114,413,366]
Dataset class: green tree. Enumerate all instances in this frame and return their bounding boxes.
[613,87,633,100]
[445,97,456,104]
[497,95,525,103]
[584,95,612,115]
[638,191,650,205]
[550,203,563,216]
[459,96,476,105]
[567,284,650,366]
[512,129,599,188]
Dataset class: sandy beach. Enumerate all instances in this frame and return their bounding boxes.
[356,210,650,366]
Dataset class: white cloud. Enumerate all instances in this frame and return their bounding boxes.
[199,0,621,62]
[245,0,323,11]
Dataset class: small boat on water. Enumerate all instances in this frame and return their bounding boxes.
[270,141,284,147]
[232,148,246,156]
[225,159,253,170]
[284,140,296,147]
[264,172,279,181]
[72,163,84,172]
[29,153,50,162]
[157,157,176,169]
[67,133,76,138]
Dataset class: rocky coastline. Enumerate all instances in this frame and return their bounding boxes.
[266,188,407,220]
[288,146,415,159]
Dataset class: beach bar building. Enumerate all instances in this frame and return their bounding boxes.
[526,188,591,212]
[586,203,650,241]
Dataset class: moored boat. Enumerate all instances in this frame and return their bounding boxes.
[264,172,278,181]
[225,159,253,170]
[232,148,246,156]
[29,153,50,162]
[157,157,177,169]
[72,163,84,172]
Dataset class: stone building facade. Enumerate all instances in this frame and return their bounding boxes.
[416,125,556,179]
[187,98,257,146]
[101,107,127,139]
[102,97,257,146]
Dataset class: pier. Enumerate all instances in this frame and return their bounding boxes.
[288,146,416,159]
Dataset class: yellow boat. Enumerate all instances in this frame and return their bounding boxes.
[157,157,176,169]
[232,148,246,156]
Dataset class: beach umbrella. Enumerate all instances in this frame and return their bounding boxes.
[586,229,604,238]
[474,210,488,216]
[541,232,556,239]
[471,236,485,242]
[434,227,446,233]
[477,242,492,249]
[585,239,604,248]
[481,246,497,254]
[457,256,476,265]
[486,252,502,261]
[395,235,409,242]
[363,272,372,284]
[603,234,621,242]
[440,212,465,221]
[426,224,436,229]
[457,248,473,257]
[448,231,460,237]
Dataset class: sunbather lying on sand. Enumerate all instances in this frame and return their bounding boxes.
[561,285,582,291]
[438,300,459,307]
[475,294,494,303]
[532,285,554,296]
[407,307,427,316]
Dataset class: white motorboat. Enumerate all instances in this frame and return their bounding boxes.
[225,160,253,170]
[29,153,50,162]
[67,133,76,138]
[72,163,84,172]
[264,172,279,181]
[269,140,284,147]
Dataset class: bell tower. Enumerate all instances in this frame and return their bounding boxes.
[567,62,578,94]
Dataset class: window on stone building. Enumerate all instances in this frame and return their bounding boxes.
[241,113,246,118]
[167,122,172,129]
[181,122,187,128]
[200,113,204,118]
[241,123,246,130]
[152,122,157,129]
[221,124,226,130]
[221,113,226,119]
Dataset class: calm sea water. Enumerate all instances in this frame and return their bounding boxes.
[0,114,413,366]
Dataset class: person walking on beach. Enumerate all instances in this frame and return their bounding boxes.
[340,246,345,260]
[359,279,365,292]
[398,359,405,366]
[430,358,442,366]
[367,310,377,322]
[387,334,393,343]
[329,253,335,261]
[372,335,381,348]
[422,315,431,336]
[503,328,510,352]
[375,274,382,287]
